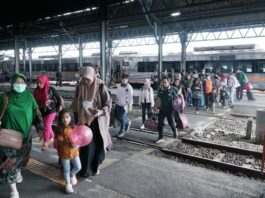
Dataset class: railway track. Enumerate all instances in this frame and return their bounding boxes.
[115,127,265,179]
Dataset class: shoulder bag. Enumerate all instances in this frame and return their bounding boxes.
[0,94,23,150]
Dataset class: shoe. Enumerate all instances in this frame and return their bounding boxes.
[70,175,77,186]
[16,169,23,183]
[65,184,74,194]
[140,124,145,130]
[125,120,131,132]
[195,111,199,114]
[156,139,165,144]
[92,169,100,176]
[118,132,124,137]
[10,191,19,198]
[212,111,215,115]
[41,143,49,151]
[173,132,178,139]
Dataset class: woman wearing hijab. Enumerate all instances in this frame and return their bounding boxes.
[0,73,43,198]
[33,75,63,151]
[138,79,154,129]
[78,66,112,177]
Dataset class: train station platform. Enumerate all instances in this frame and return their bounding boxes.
[1,83,265,197]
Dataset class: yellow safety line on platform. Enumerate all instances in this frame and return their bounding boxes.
[26,158,65,185]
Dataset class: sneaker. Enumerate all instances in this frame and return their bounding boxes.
[92,169,100,176]
[65,184,74,194]
[70,175,77,186]
[156,138,165,144]
[195,111,199,114]
[125,120,131,132]
[118,132,124,137]
[16,169,23,183]
[10,191,19,198]
[140,124,145,130]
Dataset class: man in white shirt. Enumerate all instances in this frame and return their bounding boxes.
[115,73,133,137]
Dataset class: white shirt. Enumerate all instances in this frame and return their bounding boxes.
[116,83,134,110]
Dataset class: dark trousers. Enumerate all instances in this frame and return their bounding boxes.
[220,90,226,107]
[192,98,200,111]
[236,85,244,100]
[141,103,152,123]
[56,77,62,87]
[158,110,177,139]
[205,93,212,109]
[79,118,105,177]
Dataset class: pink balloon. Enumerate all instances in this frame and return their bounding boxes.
[70,125,93,147]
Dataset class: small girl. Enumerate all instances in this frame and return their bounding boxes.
[54,108,81,194]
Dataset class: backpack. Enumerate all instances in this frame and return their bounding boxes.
[171,88,182,111]
[99,83,112,112]
[205,79,212,93]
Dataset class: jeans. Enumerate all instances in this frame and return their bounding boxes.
[227,87,235,105]
[115,104,129,134]
[141,103,152,123]
[186,91,192,106]
[61,156,82,184]
[236,85,244,100]
[158,110,177,139]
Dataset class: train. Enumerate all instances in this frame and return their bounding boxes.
[0,44,265,89]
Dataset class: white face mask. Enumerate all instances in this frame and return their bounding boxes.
[13,83,27,93]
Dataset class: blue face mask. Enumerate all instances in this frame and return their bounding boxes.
[13,83,27,93]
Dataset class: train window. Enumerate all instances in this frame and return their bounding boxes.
[138,62,156,72]
[256,61,265,73]
[237,61,253,73]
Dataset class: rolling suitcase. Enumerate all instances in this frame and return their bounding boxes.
[176,113,189,129]
[246,90,255,101]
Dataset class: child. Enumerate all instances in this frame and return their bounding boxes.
[54,108,81,194]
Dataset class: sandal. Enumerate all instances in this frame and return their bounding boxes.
[41,143,49,151]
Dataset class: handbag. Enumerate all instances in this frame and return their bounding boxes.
[0,94,23,150]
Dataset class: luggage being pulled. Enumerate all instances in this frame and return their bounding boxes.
[144,113,158,132]
[176,113,189,129]
[246,90,255,101]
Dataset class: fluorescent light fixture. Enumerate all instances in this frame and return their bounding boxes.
[171,12,181,17]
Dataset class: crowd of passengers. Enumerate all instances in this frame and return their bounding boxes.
[0,66,249,198]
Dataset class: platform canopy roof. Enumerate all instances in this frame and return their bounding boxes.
[0,0,265,49]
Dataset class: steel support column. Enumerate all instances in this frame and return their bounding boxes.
[180,32,187,72]
[22,45,26,72]
[100,20,106,83]
[28,43,32,85]
[78,35,83,69]
[158,26,163,81]
[107,40,112,86]
[58,41,62,72]
[14,37,20,72]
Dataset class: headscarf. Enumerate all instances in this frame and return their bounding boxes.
[33,75,50,106]
[0,73,38,138]
[143,79,151,88]
[78,66,99,125]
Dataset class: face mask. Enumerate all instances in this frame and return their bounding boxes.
[13,84,27,93]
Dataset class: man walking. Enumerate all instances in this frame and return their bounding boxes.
[153,76,178,143]
[115,73,133,137]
